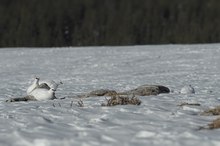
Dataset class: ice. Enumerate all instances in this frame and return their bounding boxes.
[0,44,220,146]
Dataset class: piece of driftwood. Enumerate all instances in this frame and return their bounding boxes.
[101,94,141,106]
[208,118,220,129]
[178,102,201,107]
[5,94,57,102]
[199,118,220,130]
[5,95,37,102]
[77,100,84,107]
[201,106,220,116]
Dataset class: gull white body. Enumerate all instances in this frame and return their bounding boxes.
[27,78,40,95]
[30,88,56,101]
[180,85,195,94]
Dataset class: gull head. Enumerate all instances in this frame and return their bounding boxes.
[34,77,40,84]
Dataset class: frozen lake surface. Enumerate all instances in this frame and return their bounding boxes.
[0,44,220,146]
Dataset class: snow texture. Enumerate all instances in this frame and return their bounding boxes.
[1,44,220,146]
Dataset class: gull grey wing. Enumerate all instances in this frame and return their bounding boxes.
[39,83,51,90]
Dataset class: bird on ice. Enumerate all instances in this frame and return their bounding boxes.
[180,85,195,94]
[26,77,63,100]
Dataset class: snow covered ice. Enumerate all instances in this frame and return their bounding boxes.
[1,44,220,146]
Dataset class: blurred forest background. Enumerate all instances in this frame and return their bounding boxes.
[0,0,220,47]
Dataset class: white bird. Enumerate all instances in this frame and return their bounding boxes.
[26,77,62,100]
[27,77,40,95]
[30,88,56,101]
[180,85,195,94]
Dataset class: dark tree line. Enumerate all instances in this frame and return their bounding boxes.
[0,0,220,47]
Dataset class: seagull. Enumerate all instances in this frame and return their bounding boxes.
[180,85,195,94]
[26,77,62,100]
[30,88,56,101]
[27,77,40,95]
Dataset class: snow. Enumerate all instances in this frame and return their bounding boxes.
[0,44,220,146]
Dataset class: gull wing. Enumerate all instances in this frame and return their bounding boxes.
[39,83,51,90]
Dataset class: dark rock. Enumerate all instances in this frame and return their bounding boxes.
[119,85,170,96]
[88,89,117,96]
[154,85,170,94]
[74,85,170,98]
